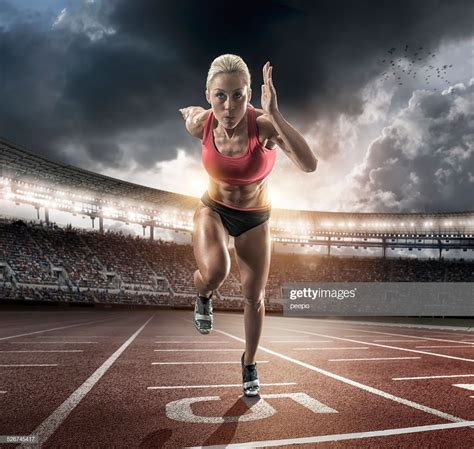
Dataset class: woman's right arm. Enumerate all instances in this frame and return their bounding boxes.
[179,107,211,139]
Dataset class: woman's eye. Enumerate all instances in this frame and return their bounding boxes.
[216,93,225,99]
[234,93,242,98]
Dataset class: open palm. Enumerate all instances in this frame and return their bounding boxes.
[261,61,279,115]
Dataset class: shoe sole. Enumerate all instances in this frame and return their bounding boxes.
[243,389,260,397]
[194,322,212,335]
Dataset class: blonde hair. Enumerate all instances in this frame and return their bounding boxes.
[206,54,251,91]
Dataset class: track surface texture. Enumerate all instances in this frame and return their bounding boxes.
[0,308,473,448]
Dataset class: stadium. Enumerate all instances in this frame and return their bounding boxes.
[1,0,473,446]
[1,137,474,448]
[1,137,473,311]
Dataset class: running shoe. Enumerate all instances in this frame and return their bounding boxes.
[241,352,260,397]
[193,292,213,334]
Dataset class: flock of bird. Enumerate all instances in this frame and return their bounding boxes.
[379,44,454,92]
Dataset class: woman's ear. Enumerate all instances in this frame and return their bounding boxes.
[205,89,210,104]
[248,87,252,104]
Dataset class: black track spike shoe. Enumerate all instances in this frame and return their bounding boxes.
[241,352,260,397]
[194,292,213,335]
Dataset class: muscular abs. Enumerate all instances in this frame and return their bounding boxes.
[208,113,274,209]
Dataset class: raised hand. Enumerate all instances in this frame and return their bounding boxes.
[261,61,279,116]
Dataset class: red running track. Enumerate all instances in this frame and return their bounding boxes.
[0,308,473,448]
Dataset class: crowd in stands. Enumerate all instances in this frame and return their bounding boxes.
[0,218,472,310]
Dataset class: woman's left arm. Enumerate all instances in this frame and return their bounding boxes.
[261,61,318,173]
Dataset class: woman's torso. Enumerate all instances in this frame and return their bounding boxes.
[201,104,276,209]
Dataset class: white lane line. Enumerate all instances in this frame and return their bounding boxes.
[296,318,474,333]
[148,382,296,390]
[460,341,474,343]
[154,341,229,344]
[154,349,242,352]
[10,341,97,344]
[270,317,474,338]
[151,361,269,365]
[297,324,474,347]
[416,345,474,349]
[373,340,427,343]
[341,335,381,338]
[0,350,83,353]
[393,374,474,381]
[329,357,421,362]
[36,336,109,338]
[453,384,474,391]
[210,327,469,423]
[0,364,58,367]
[186,421,474,448]
[155,335,225,338]
[0,317,120,341]
[0,391,6,394]
[270,340,334,343]
[295,347,369,351]
[266,326,474,363]
[17,314,155,449]
[420,332,471,338]
[262,335,317,337]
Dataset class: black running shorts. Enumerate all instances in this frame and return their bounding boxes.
[200,191,271,237]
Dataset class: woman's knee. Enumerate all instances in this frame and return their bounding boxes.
[197,262,230,289]
[243,288,266,309]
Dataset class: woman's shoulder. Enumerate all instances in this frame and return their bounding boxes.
[253,108,277,142]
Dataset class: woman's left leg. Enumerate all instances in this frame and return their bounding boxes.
[234,220,272,366]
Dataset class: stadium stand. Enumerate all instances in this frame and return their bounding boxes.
[0,218,472,310]
[1,137,473,311]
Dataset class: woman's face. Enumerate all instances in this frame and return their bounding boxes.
[206,72,251,129]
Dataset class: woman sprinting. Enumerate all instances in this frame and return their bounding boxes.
[179,54,317,397]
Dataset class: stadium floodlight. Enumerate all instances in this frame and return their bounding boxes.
[103,207,118,216]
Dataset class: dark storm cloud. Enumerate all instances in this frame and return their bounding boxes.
[108,0,473,117]
[0,0,473,172]
[348,82,474,213]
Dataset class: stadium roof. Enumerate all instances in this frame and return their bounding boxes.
[1,137,474,227]
[0,137,197,210]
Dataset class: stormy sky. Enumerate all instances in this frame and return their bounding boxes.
[1,0,473,214]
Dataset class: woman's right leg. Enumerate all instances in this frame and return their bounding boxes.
[192,201,231,297]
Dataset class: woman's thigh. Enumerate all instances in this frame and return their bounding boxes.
[192,202,231,280]
[233,220,271,300]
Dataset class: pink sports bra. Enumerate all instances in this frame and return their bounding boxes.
[201,104,277,186]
